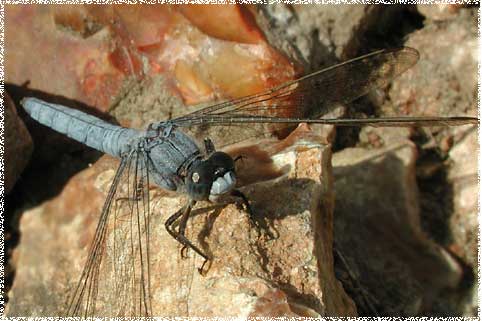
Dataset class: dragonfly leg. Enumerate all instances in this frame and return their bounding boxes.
[177,201,195,259]
[203,137,216,154]
[163,206,189,258]
[230,189,277,240]
[180,244,189,259]
[234,155,245,163]
[165,200,211,271]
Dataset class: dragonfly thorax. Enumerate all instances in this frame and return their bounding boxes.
[185,151,237,201]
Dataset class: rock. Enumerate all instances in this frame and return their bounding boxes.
[6,5,125,112]
[287,5,417,64]
[257,4,372,69]
[7,4,478,318]
[443,126,478,316]
[371,8,478,315]
[447,127,478,268]
[7,131,356,317]
[386,7,477,121]
[417,4,469,21]
[6,5,295,111]
[332,139,464,316]
[4,92,33,194]
[6,157,111,316]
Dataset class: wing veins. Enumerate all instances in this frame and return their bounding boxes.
[172,47,419,126]
[67,154,131,316]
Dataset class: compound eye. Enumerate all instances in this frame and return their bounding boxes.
[209,152,235,174]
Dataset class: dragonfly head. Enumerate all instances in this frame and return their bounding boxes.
[186,151,237,202]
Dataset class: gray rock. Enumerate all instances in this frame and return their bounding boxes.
[332,139,463,316]
[386,7,477,121]
[447,127,478,268]
[444,126,478,316]
[376,8,478,316]
[259,4,401,68]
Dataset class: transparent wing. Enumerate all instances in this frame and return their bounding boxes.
[66,148,152,317]
[170,47,476,147]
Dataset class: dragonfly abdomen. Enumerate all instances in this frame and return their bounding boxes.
[22,97,139,157]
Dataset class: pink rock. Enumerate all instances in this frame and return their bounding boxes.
[7,132,356,317]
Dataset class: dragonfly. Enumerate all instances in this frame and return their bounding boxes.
[21,47,478,317]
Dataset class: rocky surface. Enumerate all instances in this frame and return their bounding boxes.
[6,132,357,317]
[5,5,295,112]
[332,134,464,316]
[443,126,479,316]
[6,3,478,318]
[448,127,478,269]
[261,3,478,317]
[417,4,470,22]
[386,7,477,120]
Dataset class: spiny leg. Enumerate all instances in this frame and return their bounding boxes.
[164,200,210,273]
[177,201,195,259]
[203,137,216,155]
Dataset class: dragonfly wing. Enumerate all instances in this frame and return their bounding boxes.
[169,47,421,147]
[66,148,152,317]
[176,121,278,149]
